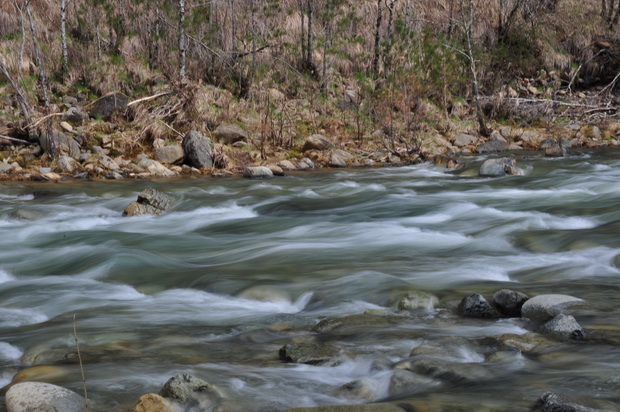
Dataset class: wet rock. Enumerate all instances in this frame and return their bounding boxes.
[312,313,404,334]
[39,130,81,159]
[267,164,285,176]
[6,382,87,412]
[409,336,483,360]
[535,391,605,412]
[479,157,524,177]
[457,294,501,319]
[499,333,554,354]
[90,92,128,120]
[55,156,80,174]
[545,146,569,157]
[476,139,509,153]
[182,131,213,169]
[155,145,185,165]
[329,152,348,168]
[302,134,332,151]
[301,158,315,168]
[9,209,47,220]
[539,138,558,150]
[214,124,249,145]
[123,188,172,217]
[130,393,178,412]
[279,342,341,366]
[454,133,478,147]
[394,291,438,311]
[335,378,379,401]
[540,314,586,341]
[521,294,586,322]
[159,373,223,411]
[388,369,440,397]
[397,358,493,383]
[238,285,291,303]
[493,289,530,317]
[242,166,274,178]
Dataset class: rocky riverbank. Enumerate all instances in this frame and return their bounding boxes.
[3,288,619,411]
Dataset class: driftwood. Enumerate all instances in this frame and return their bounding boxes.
[0,134,30,145]
[127,92,173,107]
[27,112,65,129]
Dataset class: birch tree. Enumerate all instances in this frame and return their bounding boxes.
[179,0,187,81]
[60,0,69,75]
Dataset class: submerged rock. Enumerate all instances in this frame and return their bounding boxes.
[159,373,223,411]
[540,314,586,341]
[457,294,501,319]
[396,358,493,383]
[493,289,530,317]
[521,294,586,322]
[6,382,87,412]
[394,291,438,311]
[123,188,172,216]
[388,369,440,397]
[535,391,607,412]
[284,404,406,412]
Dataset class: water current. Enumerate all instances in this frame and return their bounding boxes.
[1,150,620,411]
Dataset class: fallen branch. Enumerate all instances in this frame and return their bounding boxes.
[487,97,601,109]
[0,134,30,145]
[27,112,64,129]
[127,91,173,107]
[159,120,184,137]
[584,107,617,115]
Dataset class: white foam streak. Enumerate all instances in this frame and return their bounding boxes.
[0,342,23,360]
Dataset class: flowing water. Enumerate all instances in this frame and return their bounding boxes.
[1,150,620,411]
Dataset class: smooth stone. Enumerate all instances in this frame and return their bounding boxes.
[540,314,586,341]
[499,333,555,353]
[60,121,73,133]
[155,145,185,165]
[521,294,586,322]
[214,124,249,145]
[0,163,13,173]
[476,139,509,153]
[457,294,501,319]
[279,342,341,366]
[388,369,441,397]
[55,156,80,174]
[242,166,274,178]
[302,134,332,151]
[130,393,179,412]
[159,374,223,410]
[277,160,297,170]
[397,358,493,383]
[335,378,379,401]
[6,382,87,412]
[123,188,172,217]
[39,130,81,159]
[90,92,128,120]
[267,164,285,176]
[493,289,530,317]
[479,157,524,177]
[536,391,607,412]
[137,158,176,177]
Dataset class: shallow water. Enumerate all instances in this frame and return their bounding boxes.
[1,150,620,411]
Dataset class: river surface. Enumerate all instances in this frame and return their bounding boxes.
[1,151,620,411]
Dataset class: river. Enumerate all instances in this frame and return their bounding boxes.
[1,150,620,411]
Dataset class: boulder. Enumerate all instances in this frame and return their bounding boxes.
[130,393,178,412]
[64,106,89,123]
[0,163,13,173]
[6,382,87,412]
[39,131,81,159]
[90,92,128,120]
[395,291,438,311]
[214,124,249,145]
[279,342,341,366]
[397,358,493,384]
[493,289,530,317]
[457,293,501,319]
[545,146,569,157]
[521,294,586,322]
[476,140,509,153]
[123,188,172,217]
[97,154,121,171]
[182,131,213,169]
[267,164,285,176]
[277,160,298,170]
[137,157,176,177]
[540,314,586,341]
[479,157,524,177]
[336,378,379,401]
[454,133,478,147]
[242,166,274,178]
[329,150,350,168]
[302,158,315,168]
[302,134,332,151]
[155,145,185,165]
[55,156,80,174]
[535,391,604,412]
[539,138,559,150]
[159,374,223,411]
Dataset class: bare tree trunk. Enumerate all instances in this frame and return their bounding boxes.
[307,0,314,70]
[373,0,383,79]
[405,0,411,29]
[462,0,490,137]
[607,0,614,22]
[60,0,69,75]
[12,0,27,85]
[384,0,397,77]
[0,59,31,126]
[251,0,257,73]
[612,0,620,24]
[447,0,455,39]
[299,0,306,65]
[321,0,333,93]
[229,0,237,53]
[179,0,187,81]
[602,0,606,17]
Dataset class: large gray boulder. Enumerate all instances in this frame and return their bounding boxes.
[540,314,586,341]
[159,373,223,411]
[182,131,213,168]
[476,139,509,153]
[521,294,586,322]
[493,289,530,317]
[479,157,524,177]
[6,382,87,412]
[242,166,274,178]
[90,92,128,120]
[457,293,501,319]
[214,124,249,145]
[123,188,173,217]
[302,134,332,151]
[39,131,81,159]
[279,342,341,366]
[454,133,478,147]
[55,156,81,174]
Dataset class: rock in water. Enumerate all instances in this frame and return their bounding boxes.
[520,294,586,322]
[159,373,223,410]
[457,293,501,318]
[182,131,213,168]
[536,391,605,412]
[479,157,524,177]
[6,382,87,412]
[123,188,172,216]
[279,342,341,366]
[493,289,530,317]
[540,314,586,341]
[130,393,177,412]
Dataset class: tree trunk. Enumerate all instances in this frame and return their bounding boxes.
[179,0,187,81]
[12,0,27,85]
[373,0,383,79]
[612,0,620,24]
[321,0,333,93]
[230,0,237,53]
[384,0,397,77]
[251,0,257,73]
[607,0,614,22]
[447,0,454,39]
[307,0,314,70]
[299,0,306,65]
[0,59,31,126]
[60,0,69,75]
[602,0,607,18]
